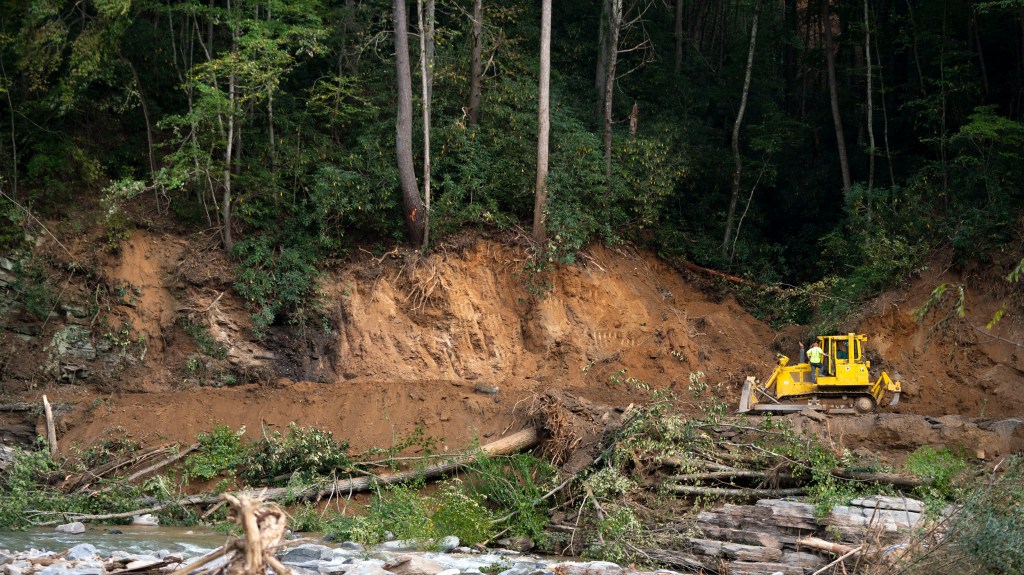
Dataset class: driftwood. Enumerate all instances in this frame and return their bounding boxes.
[830,468,930,488]
[168,494,292,575]
[798,536,859,556]
[42,395,57,458]
[664,484,806,498]
[0,403,34,412]
[121,443,200,484]
[667,470,797,482]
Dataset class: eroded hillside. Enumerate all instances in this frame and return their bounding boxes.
[1,231,1022,458]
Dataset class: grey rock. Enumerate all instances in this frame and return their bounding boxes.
[436,536,460,553]
[495,537,533,553]
[66,544,97,561]
[497,567,530,575]
[339,542,365,552]
[131,514,159,526]
[378,540,425,553]
[281,545,333,564]
[474,383,499,395]
[0,552,13,566]
[850,496,924,514]
[383,555,446,575]
[453,548,476,555]
[55,522,86,534]
[344,562,392,575]
[316,563,348,575]
[4,564,23,575]
[435,570,461,575]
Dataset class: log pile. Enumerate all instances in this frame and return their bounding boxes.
[646,495,924,575]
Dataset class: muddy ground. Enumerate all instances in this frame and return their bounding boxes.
[1,229,1023,463]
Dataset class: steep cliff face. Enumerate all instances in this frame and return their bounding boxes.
[1,230,1022,455]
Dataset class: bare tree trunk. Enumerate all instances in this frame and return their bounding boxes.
[468,0,483,125]
[222,1,236,251]
[823,0,852,193]
[784,0,797,113]
[603,0,622,202]
[722,0,760,256]
[969,9,989,96]
[533,0,552,244]
[864,0,875,194]
[874,38,896,189]
[418,0,435,249]
[394,0,425,245]
[595,0,610,117]
[125,60,156,177]
[674,0,684,74]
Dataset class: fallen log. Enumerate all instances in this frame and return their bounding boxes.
[664,484,805,498]
[830,468,930,488]
[667,470,797,482]
[797,536,858,556]
[121,443,199,484]
[35,427,540,525]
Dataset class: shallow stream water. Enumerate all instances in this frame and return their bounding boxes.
[0,525,224,556]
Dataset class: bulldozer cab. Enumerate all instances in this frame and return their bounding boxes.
[821,333,867,380]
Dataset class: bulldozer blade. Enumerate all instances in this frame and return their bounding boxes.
[889,392,900,406]
[738,379,754,414]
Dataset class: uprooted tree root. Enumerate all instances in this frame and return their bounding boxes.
[170,494,293,575]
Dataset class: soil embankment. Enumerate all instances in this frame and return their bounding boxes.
[1,231,1023,458]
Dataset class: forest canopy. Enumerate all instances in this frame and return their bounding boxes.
[0,0,1022,330]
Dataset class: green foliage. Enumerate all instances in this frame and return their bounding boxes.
[365,483,434,543]
[100,178,144,252]
[179,319,227,360]
[904,445,969,501]
[0,443,142,530]
[463,453,557,543]
[241,424,352,484]
[584,505,648,565]
[184,425,247,482]
[233,235,324,336]
[430,480,495,545]
[10,259,57,319]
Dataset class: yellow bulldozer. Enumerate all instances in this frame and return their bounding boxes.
[738,333,902,415]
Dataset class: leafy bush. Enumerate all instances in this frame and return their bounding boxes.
[463,453,557,543]
[904,445,969,501]
[430,480,495,545]
[184,425,247,482]
[180,319,227,360]
[241,424,352,484]
[233,236,324,336]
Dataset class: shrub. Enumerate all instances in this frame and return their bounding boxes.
[241,424,352,484]
[430,481,495,545]
[233,235,324,336]
[184,425,247,482]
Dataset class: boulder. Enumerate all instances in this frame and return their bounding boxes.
[436,536,460,553]
[281,545,333,565]
[131,514,159,526]
[383,555,446,575]
[344,562,392,575]
[55,522,86,534]
[66,545,97,561]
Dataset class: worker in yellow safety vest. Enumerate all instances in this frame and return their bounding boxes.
[806,341,828,383]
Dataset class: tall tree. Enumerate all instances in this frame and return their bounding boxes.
[394,0,425,245]
[864,0,876,194]
[418,0,435,248]
[602,0,623,200]
[722,0,760,256]
[532,0,551,244]
[823,0,852,192]
[673,0,684,74]
[468,0,483,125]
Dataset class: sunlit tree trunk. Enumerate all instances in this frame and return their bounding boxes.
[468,0,483,125]
[823,0,851,193]
[394,0,425,245]
[533,0,551,244]
[418,0,435,249]
[722,0,760,256]
[603,0,622,201]
[595,0,610,116]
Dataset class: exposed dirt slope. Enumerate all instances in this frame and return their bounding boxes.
[1,231,1022,458]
